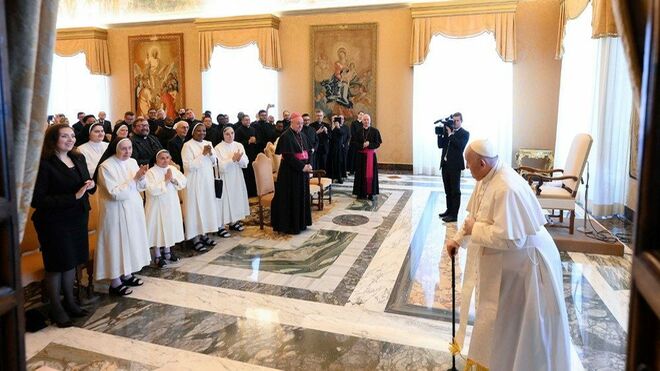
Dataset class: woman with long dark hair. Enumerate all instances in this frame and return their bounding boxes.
[31,123,96,327]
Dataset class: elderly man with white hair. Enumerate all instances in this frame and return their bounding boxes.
[445,139,571,371]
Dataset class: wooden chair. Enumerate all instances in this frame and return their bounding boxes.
[76,193,99,298]
[20,209,45,295]
[252,153,275,229]
[519,133,593,234]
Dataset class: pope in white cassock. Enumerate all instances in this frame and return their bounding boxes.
[446,139,571,371]
[214,127,250,234]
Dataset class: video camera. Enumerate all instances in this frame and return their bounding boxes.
[433,114,455,135]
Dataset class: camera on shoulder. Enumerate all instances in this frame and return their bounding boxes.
[433,114,455,135]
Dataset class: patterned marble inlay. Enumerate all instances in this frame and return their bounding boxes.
[83,295,464,371]
[586,254,632,291]
[562,257,627,370]
[27,342,155,371]
[138,190,412,305]
[332,214,370,226]
[211,230,357,278]
[347,192,390,211]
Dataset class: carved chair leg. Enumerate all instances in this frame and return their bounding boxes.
[86,259,94,297]
[259,203,264,230]
[569,210,575,234]
[559,210,564,223]
[328,186,332,204]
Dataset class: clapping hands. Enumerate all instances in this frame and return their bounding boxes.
[75,180,94,200]
[134,164,148,181]
[232,150,243,162]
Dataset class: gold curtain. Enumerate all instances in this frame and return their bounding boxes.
[555,0,619,59]
[55,28,111,75]
[410,1,518,66]
[196,15,282,71]
[6,0,60,241]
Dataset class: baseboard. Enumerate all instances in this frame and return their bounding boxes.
[378,163,413,172]
[624,206,635,222]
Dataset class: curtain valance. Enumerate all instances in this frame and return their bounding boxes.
[556,0,618,59]
[196,15,282,71]
[55,28,110,75]
[410,0,518,65]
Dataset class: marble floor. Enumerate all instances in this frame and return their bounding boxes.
[24,173,631,370]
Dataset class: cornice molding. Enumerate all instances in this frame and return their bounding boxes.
[411,0,518,18]
[56,27,108,40]
[194,14,280,32]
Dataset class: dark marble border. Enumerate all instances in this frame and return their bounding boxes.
[80,294,462,371]
[139,190,412,306]
[378,163,413,172]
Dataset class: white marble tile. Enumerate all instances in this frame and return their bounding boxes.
[25,327,275,371]
[346,190,431,311]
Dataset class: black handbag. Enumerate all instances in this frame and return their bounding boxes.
[214,159,223,199]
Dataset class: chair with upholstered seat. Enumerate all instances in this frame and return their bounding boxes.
[252,153,276,229]
[519,133,593,234]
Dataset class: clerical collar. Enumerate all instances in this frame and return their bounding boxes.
[481,159,502,184]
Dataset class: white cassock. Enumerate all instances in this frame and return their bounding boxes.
[452,160,571,371]
[181,139,218,239]
[78,141,109,176]
[214,141,250,226]
[95,157,151,280]
[145,164,187,248]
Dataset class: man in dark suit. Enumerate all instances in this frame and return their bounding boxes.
[71,111,85,139]
[97,111,112,142]
[438,112,469,223]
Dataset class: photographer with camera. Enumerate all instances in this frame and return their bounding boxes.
[436,112,469,223]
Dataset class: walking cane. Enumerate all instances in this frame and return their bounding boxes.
[448,253,458,371]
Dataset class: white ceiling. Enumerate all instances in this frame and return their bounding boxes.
[56,0,448,28]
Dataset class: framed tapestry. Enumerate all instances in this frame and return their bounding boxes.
[128,33,185,118]
[311,23,377,125]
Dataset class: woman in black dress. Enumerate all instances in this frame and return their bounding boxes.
[31,124,96,327]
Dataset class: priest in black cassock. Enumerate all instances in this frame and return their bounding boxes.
[271,112,313,234]
[130,117,163,166]
[301,113,319,168]
[347,111,364,175]
[234,114,259,197]
[202,116,222,146]
[310,109,330,171]
[327,115,349,183]
[167,120,189,171]
[352,114,382,200]
[253,109,276,150]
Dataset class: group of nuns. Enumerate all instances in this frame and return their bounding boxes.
[32,121,251,320]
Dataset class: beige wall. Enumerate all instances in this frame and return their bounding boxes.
[103,1,562,165]
[512,0,562,159]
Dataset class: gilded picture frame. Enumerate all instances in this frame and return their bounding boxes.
[128,33,185,118]
[311,23,377,125]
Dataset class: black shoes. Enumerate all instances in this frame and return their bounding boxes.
[442,216,458,223]
[438,210,449,218]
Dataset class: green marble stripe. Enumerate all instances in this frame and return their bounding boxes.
[212,230,357,278]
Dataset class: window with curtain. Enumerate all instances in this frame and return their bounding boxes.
[412,33,513,176]
[202,43,278,122]
[554,5,632,217]
[48,53,111,121]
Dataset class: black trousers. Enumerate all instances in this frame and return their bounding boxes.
[441,166,462,217]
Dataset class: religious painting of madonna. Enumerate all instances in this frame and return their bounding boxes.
[311,23,377,124]
[128,33,185,119]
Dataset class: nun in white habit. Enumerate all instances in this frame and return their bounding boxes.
[94,138,151,296]
[78,122,109,176]
[145,149,187,267]
[181,123,218,252]
[214,126,250,237]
